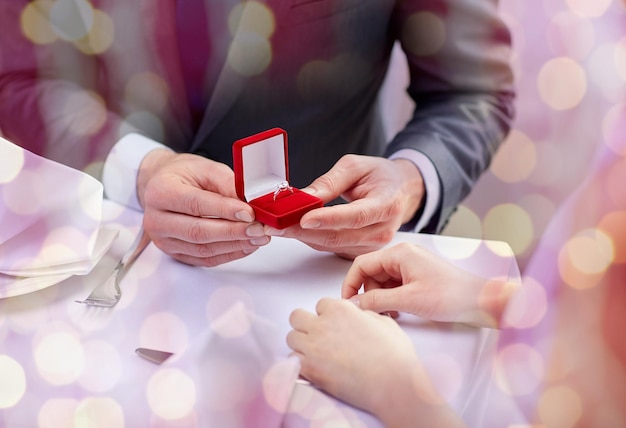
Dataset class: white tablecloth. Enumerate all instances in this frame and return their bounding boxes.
[0,200,520,427]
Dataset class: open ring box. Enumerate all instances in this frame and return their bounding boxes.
[233,128,324,229]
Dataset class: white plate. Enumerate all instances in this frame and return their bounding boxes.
[0,227,118,298]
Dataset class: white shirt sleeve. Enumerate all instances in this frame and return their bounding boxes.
[102,133,172,211]
[389,148,441,232]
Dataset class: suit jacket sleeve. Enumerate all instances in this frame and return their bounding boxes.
[385,0,515,233]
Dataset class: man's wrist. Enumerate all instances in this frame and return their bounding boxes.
[136,149,177,208]
[393,158,426,224]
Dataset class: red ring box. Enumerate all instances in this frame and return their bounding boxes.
[233,128,324,229]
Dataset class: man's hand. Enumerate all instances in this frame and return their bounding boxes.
[265,154,426,259]
[138,150,270,267]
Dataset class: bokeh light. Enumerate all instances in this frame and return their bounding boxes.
[489,129,537,183]
[494,343,544,396]
[546,11,595,60]
[147,369,196,420]
[605,156,626,208]
[502,276,548,329]
[537,57,587,110]
[0,138,25,184]
[0,355,26,408]
[49,0,94,41]
[125,72,170,114]
[538,386,583,427]
[226,1,274,77]
[601,102,626,156]
[2,169,46,215]
[20,0,57,45]
[262,359,298,412]
[206,287,255,325]
[588,43,625,103]
[78,341,122,393]
[74,397,124,428]
[139,312,189,355]
[61,90,107,137]
[483,204,534,256]
[34,331,85,385]
[39,398,78,428]
[558,228,614,290]
[73,9,114,55]
[402,12,446,56]
[598,211,626,264]
[441,204,482,240]
[565,0,613,18]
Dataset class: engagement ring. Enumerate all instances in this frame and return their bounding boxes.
[273,181,294,201]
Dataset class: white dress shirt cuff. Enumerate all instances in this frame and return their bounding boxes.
[102,133,171,212]
[389,149,441,232]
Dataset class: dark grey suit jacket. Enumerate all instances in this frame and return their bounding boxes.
[0,0,514,232]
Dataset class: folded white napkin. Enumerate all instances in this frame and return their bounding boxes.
[146,302,300,427]
[0,137,117,296]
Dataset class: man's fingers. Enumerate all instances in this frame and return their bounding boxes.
[300,198,395,230]
[146,212,265,244]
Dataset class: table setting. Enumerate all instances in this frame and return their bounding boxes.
[0,137,521,427]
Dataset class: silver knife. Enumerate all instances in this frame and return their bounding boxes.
[135,347,174,365]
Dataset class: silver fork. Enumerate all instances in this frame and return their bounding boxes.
[75,227,151,307]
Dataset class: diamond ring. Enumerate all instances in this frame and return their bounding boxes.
[273,181,294,201]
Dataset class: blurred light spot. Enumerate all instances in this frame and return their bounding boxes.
[538,386,583,427]
[38,243,80,269]
[34,331,85,385]
[601,103,626,156]
[74,397,124,428]
[605,157,626,208]
[78,341,122,393]
[50,0,94,41]
[61,90,107,136]
[204,359,251,412]
[227,32,272,77]
[125,72,170,113]
[402,12,446,56]
[614,37,626,82]
[20,0,57,45]
[598,211,626,264]
[210,301,252,338]
[286,383,315,415]
[39,398,78,428]
[502,276,548,329]
[566,0,612,18]
[490,129,537,183]
[441,204,482,240]
[206,287,255,324]
[123,111,165,142]
[484,240,516,258]
[588,43,625,103]
[139,312,189,355]
[421,353,463,403]
[546,12,595,60]
[5,294,53,332]
[228,1,275,38]
[537,57,587,110]
[263,359,299,412]
[73,9,115,55]
[433,233,481,260]
[0,355,26,408]
[483,204,534,256]
[297,54,368,102]
[147,369,196,420]
[558,228,614,290]
[0,138,25,184]
[494,343,544,396]
[78,177,104,222]
[2,169,46,215]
